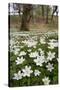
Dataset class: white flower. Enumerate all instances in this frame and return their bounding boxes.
[20,46,24,49]
[13,45,19,48]
[34,55,45,66]
[29,51,38,58]
[47,51,55,61]
[48,39,58,49]
[40,37,46,44]
[16,57,25,65]
[13,71,23,80]
[10,46,14,52]
[10,39,15,46]
[46,63,54,72]
[48,43,58,49]
[22,40,27,44]
[44,59,49,63]
[14,48,20,55]
[38,48,44,56]
[42,77,50,85]
[22,40,37,47]
[33,45,36,48]
[27,49,31,52]
[48,44,54,49]
[49,39,57,43]
[34,70,41,76]
[57,58,58,61]
[27,41,37,47]
[19,51,26,56]
[53,42,58,47]
[22,66,33,77]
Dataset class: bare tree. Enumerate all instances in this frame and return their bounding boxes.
[41,5,44,20]
[46,6,49,24]
[51,6,58,21]
[20,4,33,31]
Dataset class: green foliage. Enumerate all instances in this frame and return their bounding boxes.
[9,32,58,87]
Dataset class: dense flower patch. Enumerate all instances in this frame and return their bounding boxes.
[9,31,58,87]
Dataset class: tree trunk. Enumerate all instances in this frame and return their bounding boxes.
[41,5,44,20]
[46,6,49,24]
[51,6,58,21]
[20,4,32,31]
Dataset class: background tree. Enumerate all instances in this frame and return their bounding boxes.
[9,3,58,31]
[13,3,21,16]
[20,4,33,31]
[41,5,44,20]
[51,6,58,21]
[46,6,49,24]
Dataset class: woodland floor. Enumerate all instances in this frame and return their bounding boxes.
[9,15,58,32]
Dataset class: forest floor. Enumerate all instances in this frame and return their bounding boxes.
[9,15,58,86]
[9,15,58,32]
